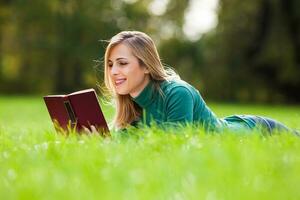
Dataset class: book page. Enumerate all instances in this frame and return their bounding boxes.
[69,88,95,96]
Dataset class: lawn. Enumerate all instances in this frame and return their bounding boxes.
[0,96,300,200]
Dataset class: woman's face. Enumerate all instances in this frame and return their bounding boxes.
[108,43,150,97]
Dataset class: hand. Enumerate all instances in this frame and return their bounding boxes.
[82,125,98,135]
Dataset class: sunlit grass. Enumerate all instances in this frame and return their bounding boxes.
[0,97,299,200]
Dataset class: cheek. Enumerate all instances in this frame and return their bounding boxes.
[129,73,146,88]
[108,68,113,76]
[127,69,141,80]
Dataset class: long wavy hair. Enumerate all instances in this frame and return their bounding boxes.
[104,31,179,129]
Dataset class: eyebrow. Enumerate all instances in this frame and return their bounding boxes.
[108,57,127,62]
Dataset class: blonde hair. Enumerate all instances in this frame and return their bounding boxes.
[104,31,179,129]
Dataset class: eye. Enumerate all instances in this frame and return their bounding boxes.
[119,62,128,66]
[107,62,113,68]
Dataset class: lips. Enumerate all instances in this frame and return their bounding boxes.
[115,78,126,86]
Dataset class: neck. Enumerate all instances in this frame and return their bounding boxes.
[129,75,150,98]
[131,80,157,108]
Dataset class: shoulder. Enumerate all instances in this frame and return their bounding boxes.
[160,80,196,120]
[160,79,197,104]
[160,79,196,97]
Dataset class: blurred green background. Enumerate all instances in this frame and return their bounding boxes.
[0,0,299,103]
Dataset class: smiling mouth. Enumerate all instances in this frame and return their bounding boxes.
[115,78,126,86]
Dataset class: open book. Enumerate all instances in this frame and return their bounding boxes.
[43,88,109,135]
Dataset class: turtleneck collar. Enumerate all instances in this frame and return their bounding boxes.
[132,80,156,108]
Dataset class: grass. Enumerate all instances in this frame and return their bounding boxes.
[0,96,300,200]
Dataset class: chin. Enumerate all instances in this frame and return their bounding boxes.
[116,89,129,96]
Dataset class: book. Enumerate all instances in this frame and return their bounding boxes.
[43,88,109,135]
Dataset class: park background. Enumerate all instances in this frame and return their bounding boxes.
[1,1,300,199]
[1,0,300,103]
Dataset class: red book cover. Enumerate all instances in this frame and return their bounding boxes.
[43,89,109,135]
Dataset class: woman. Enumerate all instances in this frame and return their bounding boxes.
[103,30,298,135]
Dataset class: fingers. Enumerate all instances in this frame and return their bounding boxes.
[82,125,99,135]
[82,126,92,134]
[90,125,98,134]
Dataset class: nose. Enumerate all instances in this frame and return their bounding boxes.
[110,64,119,76]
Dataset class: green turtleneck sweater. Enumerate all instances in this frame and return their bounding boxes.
[132,79,256,132]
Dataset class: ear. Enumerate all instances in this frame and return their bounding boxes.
[144,67,150,74]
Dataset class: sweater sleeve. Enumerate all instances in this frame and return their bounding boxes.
[165,86,194,123]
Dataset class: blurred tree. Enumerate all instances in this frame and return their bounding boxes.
[0,0,12,90]
[0,0,190,95]
[159,37,205,91]
[1,0,299,103]
[202,0,300,102]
